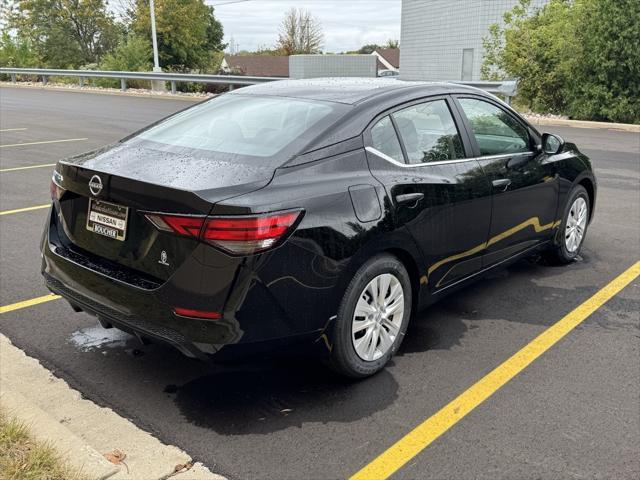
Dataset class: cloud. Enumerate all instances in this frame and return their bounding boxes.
[208,0,401,52]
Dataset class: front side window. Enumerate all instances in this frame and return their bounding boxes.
[392,100,465,164]
[135,94,337,158]
[370,115,404,162]
[458,98,530,156]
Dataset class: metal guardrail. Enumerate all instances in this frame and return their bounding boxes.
[448,80,518,104]
[0,67,517,101]
[0,68,279,93]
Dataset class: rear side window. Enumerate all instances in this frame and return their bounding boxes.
[370,116,404,162]
[136,94,336,158]
[392,99,465,164]
[458,98,530,156]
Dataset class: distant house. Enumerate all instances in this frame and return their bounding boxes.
[372,48,400,73]
[220,55,289,78]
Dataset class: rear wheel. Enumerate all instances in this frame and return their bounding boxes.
[546,185,590,264]
[328,254,412,378]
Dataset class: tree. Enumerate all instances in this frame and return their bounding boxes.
[566,0,640,123]
[347,39,399,55]
[131,0,225,72]
[481,0,639,123]
[276,7,324,55]
[10,0,121,68]
[354,43,382,54]
[0,31,40,67]
[0,0,18,29]
[481,0,579,114]
[385,39,399,49]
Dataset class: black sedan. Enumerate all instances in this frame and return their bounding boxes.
[42,78,596,378]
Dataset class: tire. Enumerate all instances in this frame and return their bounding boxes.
[327,254,412,378]
[545,185,590,264]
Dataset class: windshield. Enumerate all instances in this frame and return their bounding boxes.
[135,94,340,158]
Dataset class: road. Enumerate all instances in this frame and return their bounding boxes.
[1,86,639,480]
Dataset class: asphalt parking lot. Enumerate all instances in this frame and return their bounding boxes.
[1,86,638,479]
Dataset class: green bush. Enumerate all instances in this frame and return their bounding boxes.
[0,32,40,68]
[566,0,640,124]
[95,35,153,89]
[482,0,639,124]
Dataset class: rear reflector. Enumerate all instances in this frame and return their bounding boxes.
[173,307,221,320]
[145,210,303,256]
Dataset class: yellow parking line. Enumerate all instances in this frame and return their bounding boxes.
[0,138,87,148]
[0,204,50,216]
[0,128,27,132]
[350,260,640,480]
[0,294,61,315]
[0,163,56,173]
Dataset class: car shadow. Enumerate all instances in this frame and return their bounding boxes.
[166,255,600,435]
[171,360,398,435]
[60,253,599,437]
[399,252,598,355]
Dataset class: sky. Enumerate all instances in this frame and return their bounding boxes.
[107,1,401,54]
[206,0,401,53]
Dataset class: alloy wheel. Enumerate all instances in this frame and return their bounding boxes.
[565,197,588,253]
[351,273,404,361]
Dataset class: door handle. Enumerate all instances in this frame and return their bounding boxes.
[492,178,512,191]
[395,192,424,204]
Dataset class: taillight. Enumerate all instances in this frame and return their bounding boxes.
[201,211,301,255]
[50,179,65,201]
[145,214,203,238]
[145,210,303,256]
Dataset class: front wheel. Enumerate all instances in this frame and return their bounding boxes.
[546,185,590,264]
[327,254,412,378]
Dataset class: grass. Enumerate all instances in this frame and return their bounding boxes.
[0,409,89,480]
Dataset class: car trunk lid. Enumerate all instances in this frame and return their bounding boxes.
[54,142,274,282]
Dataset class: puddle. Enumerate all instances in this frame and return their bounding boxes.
[70,325,132,351]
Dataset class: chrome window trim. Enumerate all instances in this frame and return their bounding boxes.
[365,146,534,168]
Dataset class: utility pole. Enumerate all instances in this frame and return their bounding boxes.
[150,0,161,72]
[149,0,165,91]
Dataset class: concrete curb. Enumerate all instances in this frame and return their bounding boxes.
[1,389,119,480]
[0,82,203,102]
[0,334,224,480]
[524,115,640,133]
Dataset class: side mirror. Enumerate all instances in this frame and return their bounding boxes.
[541,133,565,155]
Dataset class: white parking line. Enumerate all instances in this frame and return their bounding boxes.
[0,138,87,148]
[0,163,56,173]
[0,128,28,132]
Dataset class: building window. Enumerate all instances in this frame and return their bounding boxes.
[461,48,474,81]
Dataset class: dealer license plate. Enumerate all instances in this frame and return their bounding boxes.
[86,198,129,241]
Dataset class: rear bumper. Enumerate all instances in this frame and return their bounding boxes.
[41,208,337,360]
[43,272,210,359]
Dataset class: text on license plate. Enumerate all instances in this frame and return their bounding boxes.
[86,199,129,241]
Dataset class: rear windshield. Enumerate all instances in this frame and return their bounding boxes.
[135,94,342,158]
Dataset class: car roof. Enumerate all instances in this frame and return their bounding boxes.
[230,77,482,105]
